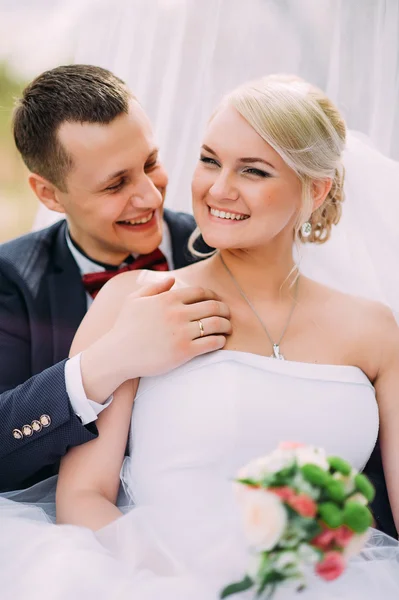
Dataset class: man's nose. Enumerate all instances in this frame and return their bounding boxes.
[128,176,164,208]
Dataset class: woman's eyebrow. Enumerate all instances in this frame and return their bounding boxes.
[202,144,275,169]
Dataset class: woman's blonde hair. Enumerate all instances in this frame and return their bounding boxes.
[189,74,346,255]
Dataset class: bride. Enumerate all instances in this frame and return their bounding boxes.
[1,74,399,599]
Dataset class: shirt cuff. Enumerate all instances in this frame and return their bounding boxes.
[65,354,113,425]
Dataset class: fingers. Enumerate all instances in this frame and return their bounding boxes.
[133,277,175,298]
[174,286,221,305]
[191,316,232,340]
[190,335,227,356]
[186,299,230,320]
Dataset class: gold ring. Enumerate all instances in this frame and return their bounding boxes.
[197,319,205,338]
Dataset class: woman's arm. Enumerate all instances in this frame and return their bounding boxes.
[373,306,399,535]
[56,273,142,530]
[56,379,137,529]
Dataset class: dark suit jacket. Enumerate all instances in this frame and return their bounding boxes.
[0,210,199,491]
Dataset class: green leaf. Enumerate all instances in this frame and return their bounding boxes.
[325,479,347,503]
[327,457,352,475]
[343,502,373,533]
[236,478,259,487]
[292,515,321,539]
[276,462,297,478]
[354,474,375,502]
[257,581,275,598]
[256,571,285,597]
[318,502,343,528]
[220,576,254,598]
[301,464,330,486]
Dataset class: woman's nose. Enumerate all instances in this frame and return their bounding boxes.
[209,172,239,202]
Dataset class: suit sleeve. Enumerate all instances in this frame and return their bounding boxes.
[0,270,97,491]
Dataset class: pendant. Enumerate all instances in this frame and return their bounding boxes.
[271,344,285,360]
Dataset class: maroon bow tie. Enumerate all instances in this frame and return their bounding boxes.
[82,248,169,298]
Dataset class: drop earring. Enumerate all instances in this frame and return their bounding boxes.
[301,221,312,238]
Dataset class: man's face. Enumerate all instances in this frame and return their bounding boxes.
[55,100,168,264]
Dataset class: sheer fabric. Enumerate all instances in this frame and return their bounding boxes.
[0,351,398,599]
[33,0,399,228]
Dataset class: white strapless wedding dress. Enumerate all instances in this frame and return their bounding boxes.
[0,351,398,599]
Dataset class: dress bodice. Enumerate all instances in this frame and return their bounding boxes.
[125,351,378,513]
[1,351,397,600]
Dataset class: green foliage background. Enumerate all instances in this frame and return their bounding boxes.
[0,62,38,242]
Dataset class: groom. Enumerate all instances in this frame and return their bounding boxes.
[0,65,226,492]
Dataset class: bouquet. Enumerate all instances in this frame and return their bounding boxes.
[220,442,375,599]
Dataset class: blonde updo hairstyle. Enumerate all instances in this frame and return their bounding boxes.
[189,74,346,255]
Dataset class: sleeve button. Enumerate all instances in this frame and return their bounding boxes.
[22,425,33,437]
[40,415,51,427]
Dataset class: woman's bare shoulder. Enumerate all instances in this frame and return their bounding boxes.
[308,278,398,358]
[92,269,179,307]
[70,270,177,356]
[308,278,394,324]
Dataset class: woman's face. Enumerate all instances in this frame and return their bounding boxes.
[192,104,303,252]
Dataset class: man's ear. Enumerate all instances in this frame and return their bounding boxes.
[312,178,332,211]
[28,174,66,214]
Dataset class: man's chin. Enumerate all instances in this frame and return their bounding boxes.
[128,233,163,256]
[116,218,163,256]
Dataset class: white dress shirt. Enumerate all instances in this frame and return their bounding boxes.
[64,223,174,425]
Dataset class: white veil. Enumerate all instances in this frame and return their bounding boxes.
[300,131,399,319]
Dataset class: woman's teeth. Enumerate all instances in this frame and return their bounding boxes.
[119,212,154,225]
[210,208,248,220]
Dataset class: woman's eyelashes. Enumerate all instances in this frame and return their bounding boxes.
[200,155,219,167]
[199,155,271,178]
[242,167,271,178]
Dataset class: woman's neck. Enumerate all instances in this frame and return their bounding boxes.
[214,246,297,302]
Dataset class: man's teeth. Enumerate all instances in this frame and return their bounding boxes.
[210,208,248,220]
[120,212,154,225]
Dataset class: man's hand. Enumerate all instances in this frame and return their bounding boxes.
[79,277,231,402]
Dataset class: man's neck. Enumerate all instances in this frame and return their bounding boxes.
[67,232,132,270]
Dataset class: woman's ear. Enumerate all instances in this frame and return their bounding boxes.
[28,174,66,214]
[312,178,332,211]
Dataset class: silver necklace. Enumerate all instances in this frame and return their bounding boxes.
[219,253,299,360]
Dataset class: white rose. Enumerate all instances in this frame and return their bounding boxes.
[295,446,329,470]
[347,493,368,506]
[343,531,370,559]
[237,458,267,481]
[238,452,293,480]
[240,488,287,551]
[261,450,294,474]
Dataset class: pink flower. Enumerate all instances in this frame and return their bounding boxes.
[315,551,346,581]
[269,486,296,502]
[311,528,336,551]
[287,493,318,518]
[278,441,306,450]
[333,526,354,548]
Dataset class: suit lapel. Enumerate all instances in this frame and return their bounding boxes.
[163,209,197,268]
[47,221,87,363]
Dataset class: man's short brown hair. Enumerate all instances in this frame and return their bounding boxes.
[13,64,132,191]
